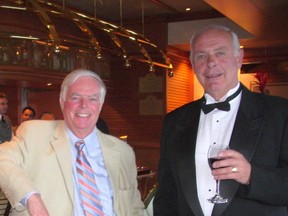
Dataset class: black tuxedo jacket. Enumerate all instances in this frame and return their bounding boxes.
[154,85,288,216]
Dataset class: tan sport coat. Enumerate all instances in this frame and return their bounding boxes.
[0,120,144,216]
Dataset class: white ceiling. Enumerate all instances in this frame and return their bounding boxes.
[168,17,254,52]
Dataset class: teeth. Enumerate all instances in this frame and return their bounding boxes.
[208,74,221,78]
[77,113,89,117]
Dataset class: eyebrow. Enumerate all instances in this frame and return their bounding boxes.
[70,93,99,97]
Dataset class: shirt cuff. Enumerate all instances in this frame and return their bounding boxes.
[20,192,40,207]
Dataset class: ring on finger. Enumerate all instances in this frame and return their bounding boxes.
[231,167,238,173]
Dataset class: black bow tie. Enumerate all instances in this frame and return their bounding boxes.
[201,85,242,114]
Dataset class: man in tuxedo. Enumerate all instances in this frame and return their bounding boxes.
[153,25,288,216]
[0,69,144,216]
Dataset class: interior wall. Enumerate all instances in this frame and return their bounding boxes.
[166,47,194,113]
[26,90,62,120]
[100,58,164,175]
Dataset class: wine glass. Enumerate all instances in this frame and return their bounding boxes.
[207,145,228,204]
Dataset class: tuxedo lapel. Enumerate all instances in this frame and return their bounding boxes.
[172,102,204,216]
[50,122,74,203]
[212,88,265,216]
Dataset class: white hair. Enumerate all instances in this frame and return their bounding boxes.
[59,69,106,110]
[189,25,241,65]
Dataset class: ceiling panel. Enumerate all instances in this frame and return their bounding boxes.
[50,0,214,22]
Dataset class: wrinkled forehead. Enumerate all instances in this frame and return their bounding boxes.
[66,77,101,95]
[193,28,232,47]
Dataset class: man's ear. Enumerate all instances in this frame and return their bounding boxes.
[59,98,64,111]
[237,48,244,69]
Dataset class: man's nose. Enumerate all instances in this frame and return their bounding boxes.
[207,55,216,69]
[80,98,88,108]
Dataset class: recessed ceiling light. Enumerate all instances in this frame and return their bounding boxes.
[186,8,191,11]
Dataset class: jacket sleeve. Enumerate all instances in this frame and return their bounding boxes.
[0,131,39,207]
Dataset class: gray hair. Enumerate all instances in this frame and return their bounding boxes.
[189,25,241,65]
[59,69,106,109]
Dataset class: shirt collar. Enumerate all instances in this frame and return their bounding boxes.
[205,82,240,104]
[65,125,101,158]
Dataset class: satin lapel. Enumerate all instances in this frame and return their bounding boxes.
[50,122,74,203]
[173,102,204,216]
[213,87,265,216]
[98,132,120,212]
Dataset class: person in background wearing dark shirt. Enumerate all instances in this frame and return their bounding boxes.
[97,117,110,134]
[0,92,12,216]
[0,92,12,144]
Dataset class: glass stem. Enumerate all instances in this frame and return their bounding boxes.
[216,180,220,195]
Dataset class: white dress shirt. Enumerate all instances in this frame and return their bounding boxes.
[67,127,116,216]
[195,83,241,216]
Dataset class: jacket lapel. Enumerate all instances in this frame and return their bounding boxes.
[50,124,121,212]
[173,101,205,216]
[98,132,121,212]
[212,87,265,216]
[50,121,74,203]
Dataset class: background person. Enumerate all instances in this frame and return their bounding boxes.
[39,112,55,120]
[20,106,36,122]
[96,117,110,134]
[0,92,13,216]
[153,25,288,216]
[13,106,36,134]
[0,92,12,144]
[0,69,143,216]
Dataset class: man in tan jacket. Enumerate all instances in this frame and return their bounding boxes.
[0,69,144,216]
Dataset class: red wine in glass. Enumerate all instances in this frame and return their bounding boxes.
[208,157,222,170]
[207,145,228,204]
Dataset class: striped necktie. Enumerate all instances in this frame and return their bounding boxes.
[75,140,104,216]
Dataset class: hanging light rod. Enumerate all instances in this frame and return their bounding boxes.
[0,5,26,10]
[10,35,39,40]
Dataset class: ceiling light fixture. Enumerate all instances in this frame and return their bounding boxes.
[124,59,132,68]
[0,0,173,75]
[168,69,174,77]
